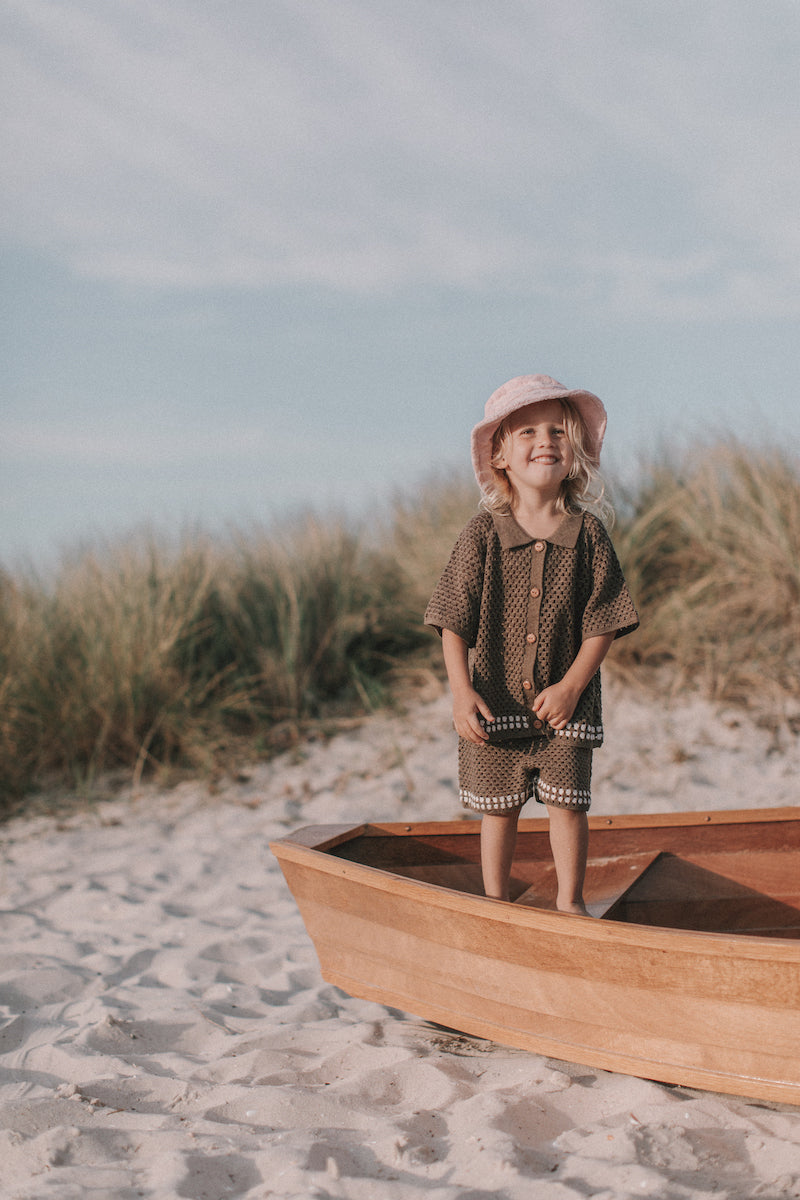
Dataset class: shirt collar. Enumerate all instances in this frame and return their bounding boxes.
[493,509,584,550]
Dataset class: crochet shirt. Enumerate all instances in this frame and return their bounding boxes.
[425,509,639,746]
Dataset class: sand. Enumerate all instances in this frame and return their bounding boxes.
[1,679,800,1199]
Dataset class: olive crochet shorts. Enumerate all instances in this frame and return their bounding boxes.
[458,734,592,813]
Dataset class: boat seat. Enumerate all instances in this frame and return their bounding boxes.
[599,850,800,935]
[513,851,665,918]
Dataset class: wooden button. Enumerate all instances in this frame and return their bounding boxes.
[526,633,537,644]
[534,541,545,552]
[522,680,532,690]
[530,587,540,598]
[533,719,544,729]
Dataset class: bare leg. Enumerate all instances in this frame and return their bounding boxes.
[480,809,521,901]
[547,806,590,915]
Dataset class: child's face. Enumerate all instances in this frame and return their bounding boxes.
[495,399,574,499]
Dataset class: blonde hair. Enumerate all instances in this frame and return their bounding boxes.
[481,398,614,526]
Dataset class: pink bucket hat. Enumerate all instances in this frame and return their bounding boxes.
[471,374,607,493]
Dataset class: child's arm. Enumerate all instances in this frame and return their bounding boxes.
[532,632,616,730]
[442,629,495,744]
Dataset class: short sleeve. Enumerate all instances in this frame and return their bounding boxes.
[424,515,489,646]
[581,517,639,642]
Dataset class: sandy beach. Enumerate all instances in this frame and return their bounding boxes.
[2,679,800,1199]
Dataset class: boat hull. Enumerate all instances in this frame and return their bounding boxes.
[271,811,800,1103]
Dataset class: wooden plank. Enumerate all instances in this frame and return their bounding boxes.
[609,852,800,935]
[513,851,664,917]
[581,806,798,830]
[665,849,800,902]
[359,808,799,837]
[389,862,486,896]
[524,814,800,862]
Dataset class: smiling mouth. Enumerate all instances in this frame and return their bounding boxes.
[531,455,559,464]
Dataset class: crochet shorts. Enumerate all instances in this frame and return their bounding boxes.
[458,734,592,813]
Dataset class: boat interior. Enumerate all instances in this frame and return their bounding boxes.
[328,817,800,938]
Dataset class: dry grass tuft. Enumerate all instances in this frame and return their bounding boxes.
[0,519,422,809]
[612,441,800,709]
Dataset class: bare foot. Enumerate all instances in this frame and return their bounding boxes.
[556,900,592,916]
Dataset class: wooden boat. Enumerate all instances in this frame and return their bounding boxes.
[270,807,800,1104]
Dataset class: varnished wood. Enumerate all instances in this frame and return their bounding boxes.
[608,851,800,936]
[514,850,665,917]
[270,808,800,1103]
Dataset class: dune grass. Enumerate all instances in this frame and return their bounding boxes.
[2,441,799,812]
[0,519,422,808]
[611,442,800,708]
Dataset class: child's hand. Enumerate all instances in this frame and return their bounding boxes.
[452,687,495,744]
[532,682,580,730]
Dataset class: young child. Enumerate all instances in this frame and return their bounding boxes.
[425,375,638,913]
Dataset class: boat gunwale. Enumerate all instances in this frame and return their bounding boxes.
[269,807,800,961]
[271,805,800,850]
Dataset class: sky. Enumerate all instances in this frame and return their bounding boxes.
[2,0,800,569]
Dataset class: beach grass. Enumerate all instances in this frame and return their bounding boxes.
[611,442,800,709]
[2,440,799,811]
[0,518,423,808]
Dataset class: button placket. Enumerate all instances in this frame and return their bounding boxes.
[521,540,546,706]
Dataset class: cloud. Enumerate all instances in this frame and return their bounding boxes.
[2,0,800,312]
[0,417,278,468]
